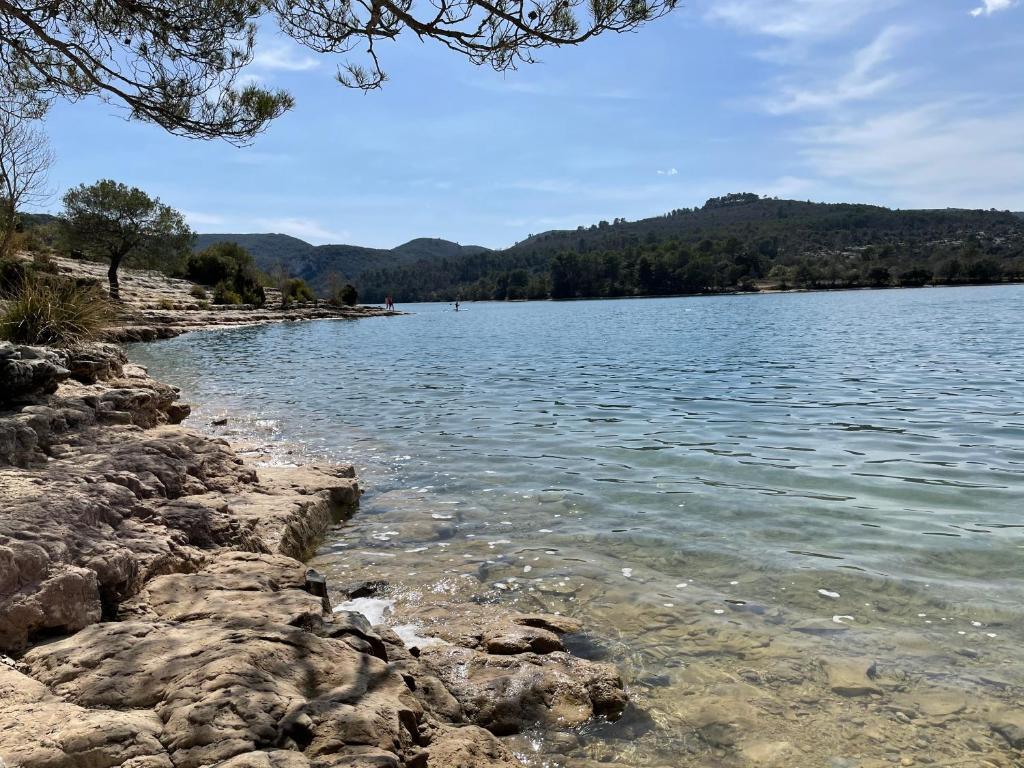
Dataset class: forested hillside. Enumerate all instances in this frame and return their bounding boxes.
[357,194,1024,302]
[193,234,488,293]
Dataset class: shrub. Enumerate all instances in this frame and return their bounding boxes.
[898,268,932,288]
[158,298,175,310]
[337,283,358,306]
[188,243,265,307]
[965,258,1003,284]
[186,242,250,285]
[189,284,208,300]
[866,266,892,288]
[31,250,59,273]
[235,273,266,306]
[7,228,48,256]
[0,273,114,346]
[213,281,242,305]
[0,258,29,296]
[283,277,315,305]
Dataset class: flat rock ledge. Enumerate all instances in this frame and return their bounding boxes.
[0,343,626,768]
[34,253,402,344]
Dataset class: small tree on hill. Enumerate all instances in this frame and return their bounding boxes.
[62,180,193,298]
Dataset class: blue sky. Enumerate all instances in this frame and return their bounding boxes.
[39,0,1024,249]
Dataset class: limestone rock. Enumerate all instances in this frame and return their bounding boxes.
[0,342,69,405]
[23,618,423,768]
[416,725,520,767]
[820,657,881,697]
[64,343,126,384]
[420,644,626,735]
[988,709,1024,749]
[0,664,170,768]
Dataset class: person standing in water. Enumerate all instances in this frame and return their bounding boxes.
[454,298,460,311]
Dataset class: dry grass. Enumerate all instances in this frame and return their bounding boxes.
[0,272,114,346]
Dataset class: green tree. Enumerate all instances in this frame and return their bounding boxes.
[866,266,892,288]
[62,180,193,298]
[338,284,359,306]
[188,241,265,306]
[0,0,676,142]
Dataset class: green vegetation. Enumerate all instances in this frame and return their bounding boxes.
[62,180,194,298]
[192,235,487,296]
[281,277,315,306]
[356,196,1024,302]
[0,270,113,346]
[331,283,359,307]
[2,0,673,142]
[186,241,265,306]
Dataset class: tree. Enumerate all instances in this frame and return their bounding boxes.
[0,0,676,143]
[0,108,53,258]
[338,284,359,306]
[187,241,266,306]
[62,180,193,298]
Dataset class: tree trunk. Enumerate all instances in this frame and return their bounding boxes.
[108,254,123,300]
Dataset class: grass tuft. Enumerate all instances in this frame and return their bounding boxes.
[0,272,114,347]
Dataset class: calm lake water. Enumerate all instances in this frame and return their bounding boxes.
[132,286,1024,767]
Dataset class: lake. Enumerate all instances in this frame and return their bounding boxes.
[132,285,1024,767]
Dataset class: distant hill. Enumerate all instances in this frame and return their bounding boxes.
[193,233,489,293]
[355,194,1024,301]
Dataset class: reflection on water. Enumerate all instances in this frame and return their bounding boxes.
[132,286,1024,766]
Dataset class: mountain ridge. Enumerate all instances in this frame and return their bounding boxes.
[192,233,489,291]
[197,195,1024,300]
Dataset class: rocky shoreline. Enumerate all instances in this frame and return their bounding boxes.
[33,254,402,344]
[0,334,628,768]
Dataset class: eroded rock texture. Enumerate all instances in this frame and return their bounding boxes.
[0,344,626,768]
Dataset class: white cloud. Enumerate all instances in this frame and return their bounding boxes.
[764,26,909,114]
[252,44,319,72]
[970,0,1017,16]
[762,176,819,199]
[799,102,1024,208]
[657,167,679,176]
[182,210,226,228]
[254,217,350,244]
[706,0,898,41]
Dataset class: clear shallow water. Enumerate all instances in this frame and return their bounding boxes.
[132,286,1024,766]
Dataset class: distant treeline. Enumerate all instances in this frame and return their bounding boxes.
[357,195,1024,302]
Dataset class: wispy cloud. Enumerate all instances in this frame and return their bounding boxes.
[970,0,1017,16]
[254,217,349,244]
[799,102,1024,208]
[657,167,679,176]
[252,44,319,72]
[763,26,910,114]
[706,0,898,41]
[182,210,226,228]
